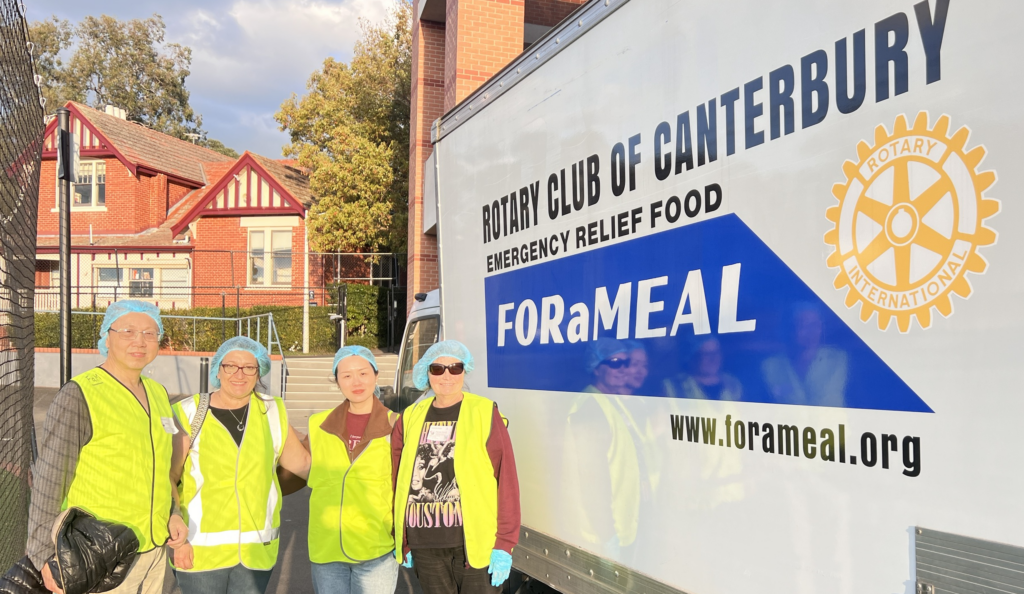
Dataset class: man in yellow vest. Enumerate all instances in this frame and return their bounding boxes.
[392,340,521,594]
[27,300,177,594]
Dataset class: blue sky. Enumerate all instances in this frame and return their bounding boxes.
[27,0,391,157]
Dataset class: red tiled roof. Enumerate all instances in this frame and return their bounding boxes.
[36,227,180,248]
[162,162,236,232]
[71,102,234,184]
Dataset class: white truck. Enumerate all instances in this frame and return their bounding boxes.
[394,0,1024,592]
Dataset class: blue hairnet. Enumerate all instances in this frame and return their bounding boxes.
[332,345,381,398]
[413,340,475,390]
[332,345,378,376]
[210,336,272,390]
[623,340,646,354]
[584,338,629,373]
[98,300,163,357]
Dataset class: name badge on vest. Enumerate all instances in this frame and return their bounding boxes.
[427,424,453,442]
[160,417,178,434]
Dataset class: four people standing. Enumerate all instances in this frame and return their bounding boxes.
[30,300,520,594]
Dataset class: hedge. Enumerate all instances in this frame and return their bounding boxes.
[34,284,395,355]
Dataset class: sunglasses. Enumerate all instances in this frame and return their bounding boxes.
[600,357,630,369]
[428,362,465,376]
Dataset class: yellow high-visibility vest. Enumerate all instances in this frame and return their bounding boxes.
[65,367,173,552]
[173,393,287,571]
[394,393,498,569]
[307,409,395,563]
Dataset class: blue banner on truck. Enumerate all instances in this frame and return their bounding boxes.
[484,214,931,412]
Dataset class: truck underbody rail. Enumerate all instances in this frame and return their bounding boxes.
[512,526,691,594]
[915,527,1024,594]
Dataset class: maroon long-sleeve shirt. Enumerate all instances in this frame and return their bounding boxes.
[391,400,521,555]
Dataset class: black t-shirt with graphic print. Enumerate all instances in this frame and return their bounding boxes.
[405,401,464,549]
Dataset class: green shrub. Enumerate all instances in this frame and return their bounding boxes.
[34,289,392,355]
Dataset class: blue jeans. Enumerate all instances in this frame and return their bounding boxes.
[311,553,399,594]
[175,564,273,594]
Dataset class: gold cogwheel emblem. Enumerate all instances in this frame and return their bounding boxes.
[824,112,1000,332]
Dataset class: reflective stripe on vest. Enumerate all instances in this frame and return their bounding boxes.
[66,367,173,553]
[394,393,498,569]
[307,410,395,564]
[173,393,286,571]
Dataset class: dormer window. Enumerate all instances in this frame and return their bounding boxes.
[73,161,105,207]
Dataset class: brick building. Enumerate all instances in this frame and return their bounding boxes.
[36,101,318,310]
[406,0,586,310]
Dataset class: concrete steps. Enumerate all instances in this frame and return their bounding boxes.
[282,352,397,433]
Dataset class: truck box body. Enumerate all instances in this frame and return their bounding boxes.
[413,0,1023,591]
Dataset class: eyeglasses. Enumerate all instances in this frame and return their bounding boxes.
[600,357,630,369]
[428,362,465,376]
[221,364,260,376]
[108,328,162,342]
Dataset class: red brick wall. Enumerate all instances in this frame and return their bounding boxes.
[37,157,175,236]
[408,0,527,313]
[445,0,525,111]
[524,0,585,27]
[168,182,191,209]
[408,12,447,312]
[191,215,318,308]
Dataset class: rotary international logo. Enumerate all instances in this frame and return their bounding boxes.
[824,112,999,332]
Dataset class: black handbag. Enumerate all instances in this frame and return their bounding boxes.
[46,508,139,594]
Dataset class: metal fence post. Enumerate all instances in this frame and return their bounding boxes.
[220,292,226,342]
[56,107,72,385]
[199,357,209,393]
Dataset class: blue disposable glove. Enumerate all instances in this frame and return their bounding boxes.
[402,551,414,568]
[488,549,512,586]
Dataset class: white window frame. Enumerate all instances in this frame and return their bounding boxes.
[248,228,293,287]
[95,266,124,300]
[54,159,107,212]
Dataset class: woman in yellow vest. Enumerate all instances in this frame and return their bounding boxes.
[27,300,175,594]
[391,340,521,594]
[168,336,310,594]
[306,345,400,594]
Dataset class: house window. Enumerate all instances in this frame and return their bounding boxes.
[96,267,124,300]
[249,229,292,286]
[128,268,154,297]
[161,268,189,299]
[72,161,105,207]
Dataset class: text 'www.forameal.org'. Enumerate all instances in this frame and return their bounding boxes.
[670,414,921,477]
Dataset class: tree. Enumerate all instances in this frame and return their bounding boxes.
[29,14,204,141]
[202,138,239,158]
[276,0,411,253]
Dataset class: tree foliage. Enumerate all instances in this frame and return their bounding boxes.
[276,0,412,253]
[29,14,206,141]
[202,139,239,158]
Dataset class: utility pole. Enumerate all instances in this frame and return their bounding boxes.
[55,107,73,385]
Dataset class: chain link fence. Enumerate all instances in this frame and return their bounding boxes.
[0,0,44,572]
[34,250,405,310]
[32,251,408,353]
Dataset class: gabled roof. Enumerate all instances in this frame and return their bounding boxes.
[43,102,234,186]
[249,153,314,209]
[169,152,313,237]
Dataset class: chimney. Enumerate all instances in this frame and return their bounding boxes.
[104,105,127,119]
